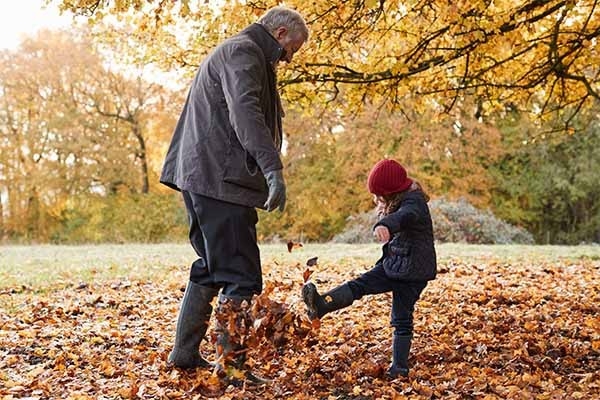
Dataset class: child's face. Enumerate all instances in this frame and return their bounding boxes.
[373,195,386,211]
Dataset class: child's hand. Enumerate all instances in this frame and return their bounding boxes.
[373,225,390,243]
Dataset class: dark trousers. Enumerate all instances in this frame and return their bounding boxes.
[347,263,427,335]
[182,190,262,298]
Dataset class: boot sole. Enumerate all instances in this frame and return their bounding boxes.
[221,367,271,387]
[244,371,272,385]
[386,367,409,379]
[167,354,213,369]
[302,283,319,320]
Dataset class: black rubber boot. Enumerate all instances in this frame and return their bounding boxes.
[168,281,219,368]
[302,282,354,320]
[214,296,270,386]
[387,334,412,378]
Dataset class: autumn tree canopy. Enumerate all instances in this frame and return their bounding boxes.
[3,1,598,244]
[0,28,178,240]
[53,0,600,130]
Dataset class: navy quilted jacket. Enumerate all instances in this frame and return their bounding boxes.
[374,190,437,281]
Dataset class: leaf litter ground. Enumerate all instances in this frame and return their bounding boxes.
[1,250,599,399]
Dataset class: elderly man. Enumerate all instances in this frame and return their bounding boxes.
[160,6,309,382]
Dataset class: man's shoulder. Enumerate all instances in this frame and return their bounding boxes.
[217,32,262,56]
[204,36,262,71]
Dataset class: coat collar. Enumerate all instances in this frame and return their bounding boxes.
[240,23,284,64]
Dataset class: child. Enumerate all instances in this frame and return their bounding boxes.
[302,159,437,378]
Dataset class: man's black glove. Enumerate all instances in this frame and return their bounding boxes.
[264,169,286,212]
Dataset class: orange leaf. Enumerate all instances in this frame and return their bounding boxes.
[303,268,313,283]
[311,319,321,329]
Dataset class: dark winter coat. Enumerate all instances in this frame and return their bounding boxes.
[374,191,437,281]
[160,23,285,208]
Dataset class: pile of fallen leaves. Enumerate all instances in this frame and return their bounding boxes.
[1,252,599,399]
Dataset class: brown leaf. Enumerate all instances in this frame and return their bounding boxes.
[287,240,303,252]
[303,268,313,283]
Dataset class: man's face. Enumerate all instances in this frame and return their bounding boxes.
[272,27,305,65]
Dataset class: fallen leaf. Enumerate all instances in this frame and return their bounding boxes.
[311,319,321,329]
[4,248,599,399]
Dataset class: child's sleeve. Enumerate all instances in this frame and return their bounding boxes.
[374,197,420,233]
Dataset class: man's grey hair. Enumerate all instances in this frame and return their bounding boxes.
[258,6,309,41]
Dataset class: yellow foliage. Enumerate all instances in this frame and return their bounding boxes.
[49,0,600,126]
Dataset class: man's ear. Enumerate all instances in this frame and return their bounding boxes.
[273,26,287,40]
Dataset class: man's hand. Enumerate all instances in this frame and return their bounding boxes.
[373,225,391,243]
[264,169,286,212]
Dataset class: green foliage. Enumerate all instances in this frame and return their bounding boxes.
[491,117,600,244]
[50,193,187,243]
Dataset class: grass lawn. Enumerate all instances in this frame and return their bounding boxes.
[1,242,599,290]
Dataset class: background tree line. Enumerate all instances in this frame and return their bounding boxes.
[1,27,599,244]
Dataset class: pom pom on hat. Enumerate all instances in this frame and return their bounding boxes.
[367,159,413,195]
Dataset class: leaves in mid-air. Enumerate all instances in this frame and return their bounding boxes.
[287,240,303,253]
[303,256,318,284]
[302,268,313,284]
[306,256,318,266]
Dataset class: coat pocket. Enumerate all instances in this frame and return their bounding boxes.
[223,144,267,192]
[382,243,413,280]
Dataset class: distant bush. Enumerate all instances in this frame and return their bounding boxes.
[331,211,379,244]
[332,198,534,244]
[430,198,534,244]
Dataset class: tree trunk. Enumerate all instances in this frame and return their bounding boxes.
[133,124,149,194]
[0,191,4,242]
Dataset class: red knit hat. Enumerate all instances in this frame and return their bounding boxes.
[367,159,413,195]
